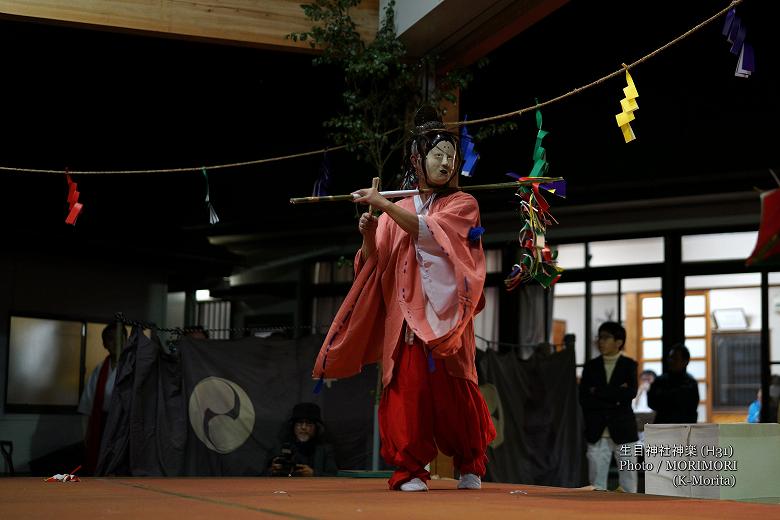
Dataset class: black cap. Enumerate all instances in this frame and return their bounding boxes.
[290,402,322,424]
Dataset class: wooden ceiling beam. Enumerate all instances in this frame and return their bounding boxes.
[0,0,379,51]
[397,0,568,70]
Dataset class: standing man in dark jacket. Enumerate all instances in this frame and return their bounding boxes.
[579,322,639,492]
[648,344,699,424]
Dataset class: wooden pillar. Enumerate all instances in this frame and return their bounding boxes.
[624,293,639,363]
[662,234,684,372]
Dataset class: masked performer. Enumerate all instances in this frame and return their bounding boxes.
[313,106,495,491]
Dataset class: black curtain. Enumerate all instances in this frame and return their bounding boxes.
[97,327,186,476]
[97,332,376,475]
[479,346,586,486]
[98,330,584,481]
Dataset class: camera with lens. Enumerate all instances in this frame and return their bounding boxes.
[271,443,296,477]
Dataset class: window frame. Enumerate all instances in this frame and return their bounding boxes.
[4,311,114,414]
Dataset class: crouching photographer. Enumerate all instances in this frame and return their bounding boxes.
[268,402,338,477]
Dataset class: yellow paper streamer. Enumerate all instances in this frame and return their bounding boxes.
[615,70,639,143]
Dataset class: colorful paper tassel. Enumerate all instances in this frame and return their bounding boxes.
[503,106,563,290]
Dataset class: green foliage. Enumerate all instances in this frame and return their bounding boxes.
[473,121,518,143]
[289,0,471,183]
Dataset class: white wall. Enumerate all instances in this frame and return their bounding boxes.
[474,287,498,351]
[589,237,664,267]
[555,231,761,270]
[709,287,762,331]
[771,286,780,375]
[166,291,186,329]
[682,232,758,262]
[380,0,442,35]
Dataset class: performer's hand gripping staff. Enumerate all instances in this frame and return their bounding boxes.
[357,177,381,260]
[355,177,421,249]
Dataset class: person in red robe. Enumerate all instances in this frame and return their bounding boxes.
[77,321,127,475]
[313,107,495,491]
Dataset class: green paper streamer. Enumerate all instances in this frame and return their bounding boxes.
[530,100,549,178]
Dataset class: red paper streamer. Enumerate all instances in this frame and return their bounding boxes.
[65,173,83,225]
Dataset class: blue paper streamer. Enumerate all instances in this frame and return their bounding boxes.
[313,375,325,394]
[723,8,754,78]
[468,226,485,242]
[460,116,479,178]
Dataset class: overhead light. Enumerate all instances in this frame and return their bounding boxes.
[196,289,212,302]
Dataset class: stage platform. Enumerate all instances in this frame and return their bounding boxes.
[1,477,778,519]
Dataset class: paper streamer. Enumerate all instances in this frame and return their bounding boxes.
[723,8,754,78]
[65,172,83,225]
[460,116,479,178]
[529,102,549,178]
[503,106,563,290]
[44,473,81,482]
[615,69,639,143]
[45,465,81,482]
[202,167,219,225]
[313,151,332,196]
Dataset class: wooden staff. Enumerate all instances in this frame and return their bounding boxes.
[289,177,565,204]
[368,177,380,215]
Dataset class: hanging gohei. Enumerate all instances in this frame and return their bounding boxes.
[459,116,479,178]
[723,8,754,78]
[504,105,564,291]
[202,167,219,225]
[312,150,332,197]
[615,66,639,143]
[65,169,83,225]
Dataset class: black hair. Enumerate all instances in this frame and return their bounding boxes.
[640,369,657,378]
[401,105,461,189]
[669,343,691,362]
[102,321,127,348]
[598,321,626,347]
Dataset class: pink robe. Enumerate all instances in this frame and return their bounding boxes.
[313,191,486,387]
